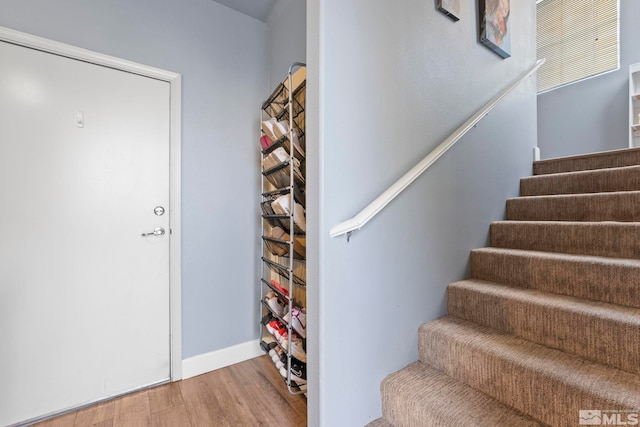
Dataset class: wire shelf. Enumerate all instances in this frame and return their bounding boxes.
[262,187,305,207]
[262,160,305,190]
[261,201,305,235]
[261,79,306,120]
[262,257,305,287]
[261,133,305,161]
[263,236,305,259]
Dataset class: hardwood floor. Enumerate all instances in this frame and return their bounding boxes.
[33,356,307,427]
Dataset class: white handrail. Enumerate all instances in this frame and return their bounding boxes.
[329,59,545,238]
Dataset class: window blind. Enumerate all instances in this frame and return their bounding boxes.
[536,0,619,93]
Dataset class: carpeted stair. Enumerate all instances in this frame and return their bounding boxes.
[368,147,640,427]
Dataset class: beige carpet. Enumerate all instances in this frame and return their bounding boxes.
[368,148,640,427]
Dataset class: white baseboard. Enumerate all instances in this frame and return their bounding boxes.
[181,339,263,380]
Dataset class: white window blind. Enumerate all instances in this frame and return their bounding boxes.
[536,0,619,93]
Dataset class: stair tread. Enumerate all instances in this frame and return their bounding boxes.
[381,361,544,427]
[472,246,640,265]
[492,219,640,226]
[448,279,640,374]
[419,316,640,407]
[521,165,640,196]
[509,189,640,200]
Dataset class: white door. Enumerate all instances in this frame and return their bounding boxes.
[0,40,171,426]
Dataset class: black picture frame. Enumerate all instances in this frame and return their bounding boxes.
[436,0,460,22]
[479,0,511,59]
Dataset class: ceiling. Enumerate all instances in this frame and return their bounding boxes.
[214,0,278,22]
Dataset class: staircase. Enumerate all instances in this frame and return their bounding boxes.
[369,148,640,427]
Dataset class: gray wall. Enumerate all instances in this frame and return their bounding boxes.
[537,0,640,159]
[267,0,307,89]
[0,0,269,359]
[307,0,538,425]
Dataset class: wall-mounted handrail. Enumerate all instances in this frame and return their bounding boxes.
[329,59,545,238]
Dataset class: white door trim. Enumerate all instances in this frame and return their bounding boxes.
[0,26,183,381]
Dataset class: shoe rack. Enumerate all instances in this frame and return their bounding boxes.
[630,62,640,147]
[259,63,307,395]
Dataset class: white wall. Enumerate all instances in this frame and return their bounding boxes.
[537,0,640,159]
[0,0,269,359]
[307,0,538,425]
[267,0,307,88]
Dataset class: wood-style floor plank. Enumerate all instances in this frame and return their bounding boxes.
[112,390,151,427]
[73,400,115,426]
[87,420,114,427]
[150,403,191,427]
[200,364,261,426]
[36,411,76,427]
[179,375,227,426]
[238,357,307,426]
[31,355,306,427]
[148,382,183,414]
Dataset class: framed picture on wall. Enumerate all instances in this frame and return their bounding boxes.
[479,0,511,58]
[436,0,460,21]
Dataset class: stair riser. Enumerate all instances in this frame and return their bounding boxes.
[447,282,640,375]
[521,166,640,196]
[533,148,640,175]
[419,319,640,427]
[470,249,640,309]
[506,193,640,222]
[490,222,640,259]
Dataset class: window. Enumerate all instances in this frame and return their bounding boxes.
[536,0,619,93]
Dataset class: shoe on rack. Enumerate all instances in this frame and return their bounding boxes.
[283,306,306,338]
[261,312,275,327]
[270,226,286,240]
[270,279,290,297]
[279,357,307,385]
[261,118,278,141]
[275,352,287,370]
[262,147,290,170]
[273,120,289,139]
[281,333,306,363]
[266,319,287,344]
[260,134,273,149]
[262,333,277,348]
[264,291,285,317]
[268,345,279,359]
[265,319,282,335]
[271,195,306,232]
[269,344,285,364]
[269,346,286,368]
[289,128,305,157]
[293,236,306,259]
[260,335,277,353]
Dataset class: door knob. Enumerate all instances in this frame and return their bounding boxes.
[141,227,165,237]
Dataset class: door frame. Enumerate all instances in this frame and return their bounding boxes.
[0,26,183,381]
